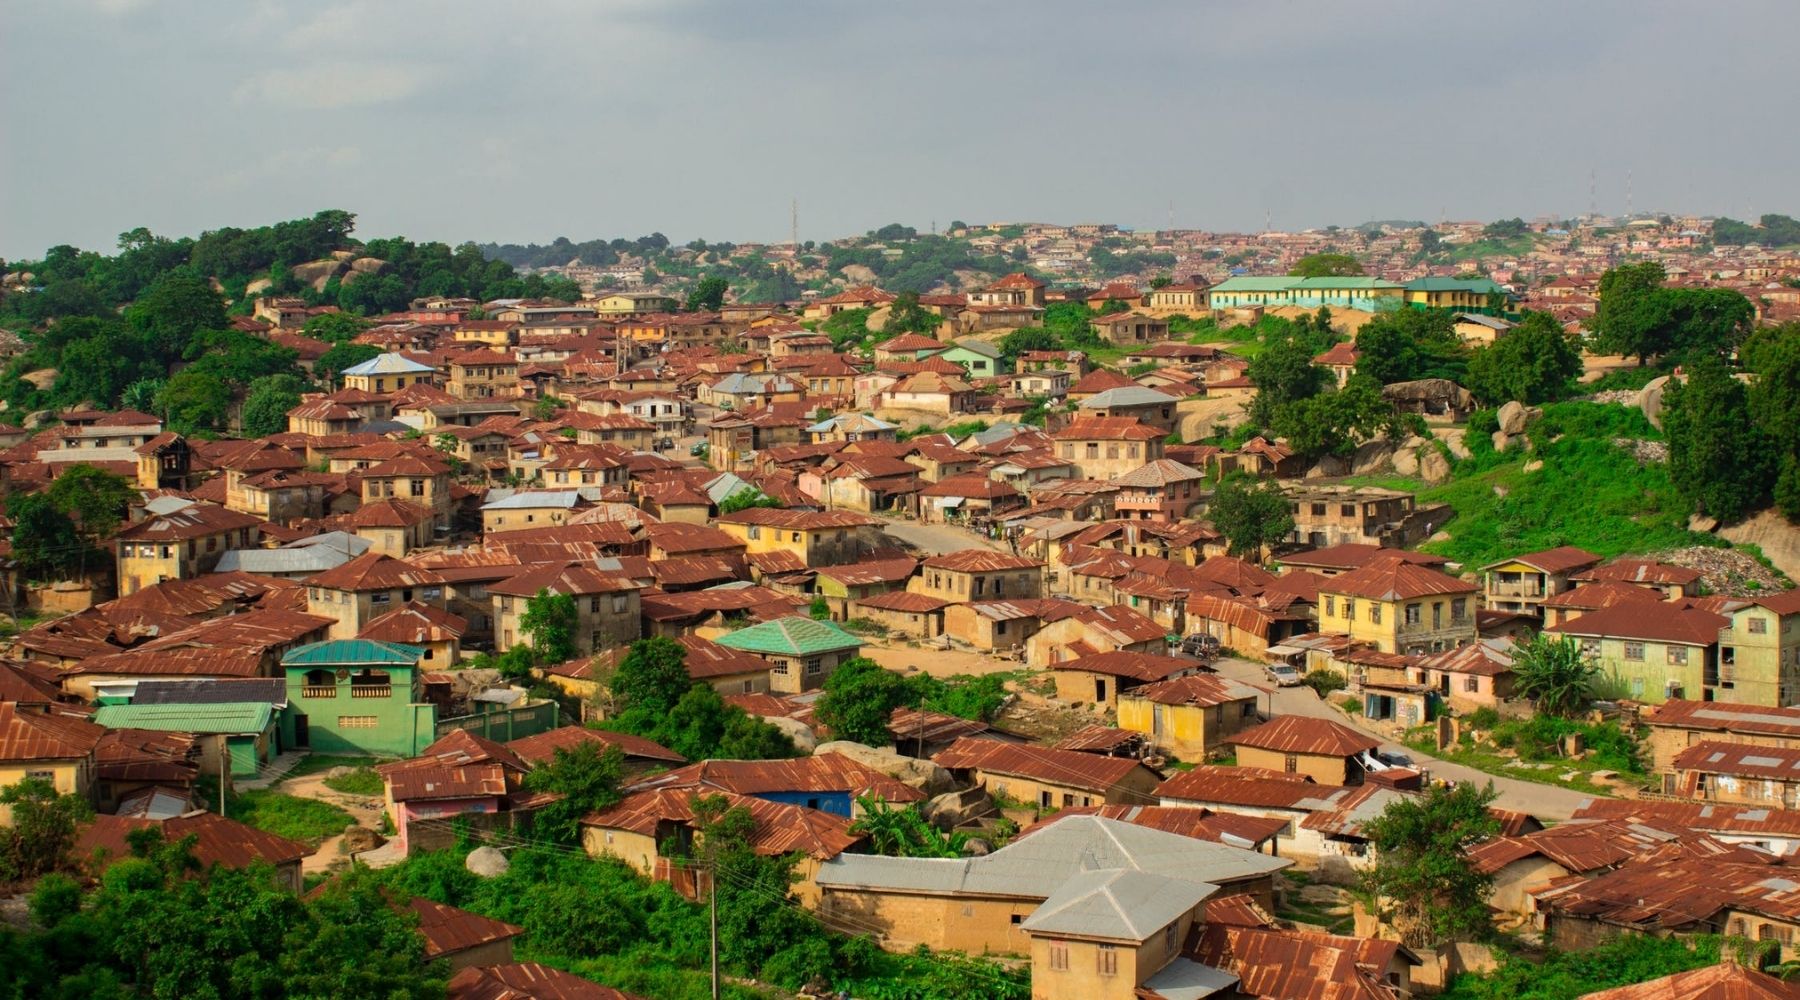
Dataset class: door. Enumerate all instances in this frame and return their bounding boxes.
[1095,679,1108,703]
[294,714,309,749]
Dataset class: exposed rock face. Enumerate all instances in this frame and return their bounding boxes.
[1419,447,1452,484]
[1640,375,1671,430]
[339,826,385,854]
[1350,440,1395,475]
[1496,400,1539,435]
[291,259,343,286]
[767,715,817,752]
[465,846,510,877]
[815,740,955,795]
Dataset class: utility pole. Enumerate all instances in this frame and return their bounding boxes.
[791,197,798,249]
[218,734,229,816]
[709,863,720,1000]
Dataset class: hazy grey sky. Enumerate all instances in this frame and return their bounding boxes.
[3,0,1794,259]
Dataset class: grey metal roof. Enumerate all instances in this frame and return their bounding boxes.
[1140,958,1239,1000]
[144,495,199,516]
[813,814,1287,898]
[215,536,366,575]
[286,531,373,556]
[480,490,587,510]
[342,353,435,375]
[131,678,290,709]
[1020,866,1216,941]
[1079,386,1180,409]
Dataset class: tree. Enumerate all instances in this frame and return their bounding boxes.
[1664,357,1773,522]
[998,327,1059,364]
[1482,217,1529,239]
[8,493,87,581]
[120,376,164,414]
[1271,375,1406,459]
[519,588,579,665]
[1511,632,1602,718]
[718,486,782,513]
[1208,475,1294,562]
[685,274,729,312]
[0,778,94,881]
[815,657,910,746]
[316,341,382,379]
[1288,252,1363,277]
[1747,326,1800,519]
[820,307,874,350]
[1245,332,1329,427]
[300,312,369,343]
[883,291,944,336]
[850,796,968,857]
[1589,262,1668,364]
[609,637,695,714]
[284,867,447,999]
[1353,309,1466,385]
[1360,782,1501,947]
[522,741,626,844]
[126,270,228,357]
[1464,312,1583,406]
[240,373,307,436]
[154,369,233,435]
[45,463,138,541]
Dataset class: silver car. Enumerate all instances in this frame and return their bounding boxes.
[1264,664,1303,687]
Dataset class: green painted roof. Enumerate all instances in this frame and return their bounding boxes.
[1212,276,1402,292]
[714,616,862,657]
[95,701,273,735]
[281,638,424,668]
[1405,277,1505,294]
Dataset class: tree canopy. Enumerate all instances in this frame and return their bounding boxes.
[519,588,579,666]
[1664,357,1773,522]
[816,657,912,746]
[1288,252,1363,277]
[1511,633,1601,718]
[1464,312,1583,406]
[1361,782,1501,947]
[1209,475,1295,561]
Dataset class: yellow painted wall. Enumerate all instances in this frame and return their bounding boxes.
[1236,744,1353,786]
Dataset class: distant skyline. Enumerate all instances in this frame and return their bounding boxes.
[3,0,1796,260]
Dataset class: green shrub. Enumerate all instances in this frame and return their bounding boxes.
[1465,706,1500,730]
[1302,669,1347,698]
[322,767,384,796]
[228,790,356,847]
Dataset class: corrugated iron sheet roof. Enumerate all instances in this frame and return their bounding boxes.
[1228,716,1378,758]
[934,736,1150,794]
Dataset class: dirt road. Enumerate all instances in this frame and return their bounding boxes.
[1208,658,1599,820]
[860,641,1026,679]
[880,520,1008,555]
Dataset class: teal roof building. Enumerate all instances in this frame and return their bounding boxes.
[279,639,436,758]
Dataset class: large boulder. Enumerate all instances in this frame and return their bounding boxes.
[1496,400,1531,435]
[1350,440,1396,475]
[244,277,273,296]
[815,740,955,796]
[1419,448,1452,484]
[922,788,997,830]
[1639,375,1671,430]
[767,715,818,752]
[1306,455,1350,479]
[1441,429,1472,461]
[348,257,388,275]
[1392,446,1420,477]
[292,258,344,286]
[465,846,510,877]
[338,826,385,854]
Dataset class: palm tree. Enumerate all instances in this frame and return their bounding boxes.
[1512,632,1600,718]
[851,796,968,858]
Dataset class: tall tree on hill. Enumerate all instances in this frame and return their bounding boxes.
[1589,262,1668,364]
[685,274,729,312]
[1463,312,1584,405]
[1246,332,1329,427]
[1288,253,1363,277]
[1208,475,1294,562]
[1747,325,1800,519]
[1664,357,1773,522]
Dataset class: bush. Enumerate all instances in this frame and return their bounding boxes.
[229,790,357,847]
[322,767,384,796]
[1465,706,1501,730]
[1302,669,1346,698]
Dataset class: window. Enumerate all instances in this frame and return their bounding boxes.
[1039,790,1053,809]
[1624,641,1646,661]
[1750,617,1770,635]
[772,661,789,674]
[1632,676,1646,697]
[1668,646,1689,666]
[1345,599,1356,620]
[371,592,391,605]
[1284,754,1298,773]
[1097,944,1118,976]
[1451,598,1468,622]
[25,770,54,782]
[1311,503,1326,517]
[1242,702,1257,718]
[1405,603,1421,625]
[805,658,822,674]
[1324,596,1335,617]
[1341,504,1355,517]
[1369,604,1382,625]
[1165,922,1179,953]
[1464,675,1480,693]
[410,479,425,496]
[612,594,629,614]
[337,715,379,729]
[1048,941,1069,972]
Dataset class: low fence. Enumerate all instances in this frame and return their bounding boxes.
[434,701,560,741]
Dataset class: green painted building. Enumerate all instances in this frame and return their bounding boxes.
[935,339,1011,378]
[93,702,277,778]
[714,616,863,694]
[1402,277,1516,316]
[280,639,437,758]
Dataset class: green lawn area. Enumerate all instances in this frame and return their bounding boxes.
[226,789,357,847]
[1398,732,1618,797]
[1274,871,1355,935]
[278,753,386,782]
[322,766,385,796]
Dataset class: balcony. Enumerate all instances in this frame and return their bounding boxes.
[301,686,337,699]
[350,685,392,699]
[1488,582,1545,599]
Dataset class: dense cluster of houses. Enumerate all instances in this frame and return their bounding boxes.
[7,261,1800,999]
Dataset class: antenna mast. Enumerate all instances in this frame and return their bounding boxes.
[790,197,798,248]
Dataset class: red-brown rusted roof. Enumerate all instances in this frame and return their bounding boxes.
[409,897,523,959]
[504,725,685,766]
[1229,715,1378,757]
[77,811,311,870]
[933,737,1149,794]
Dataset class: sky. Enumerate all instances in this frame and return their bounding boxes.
[2,0,1795,259]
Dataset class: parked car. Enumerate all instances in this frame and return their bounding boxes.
[1180,634,1220,659]
[1374,750,1413,768]
[1264,663,1302,687]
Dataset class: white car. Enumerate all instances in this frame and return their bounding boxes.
[1264,664,1302,687]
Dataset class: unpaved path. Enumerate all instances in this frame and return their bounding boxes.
[278,771,387,874]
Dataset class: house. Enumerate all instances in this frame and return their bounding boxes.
[712,616,863,693]
[626,754,923,819]
[581,787,862,908]
[1076,386,1181,432]
[1546,603,1730,705]
[1053,418,1165,481]
[969,272,1047,308]
[504,724,685,773]
[592,291,679,315]
[1207,276,1405,314]
[1146,281,1208,314]
[92,702,278,778]
[1416,638,1516,712]
[0,703,102,823]
[942,598,1077,653]
[358,601,468,671]
[488,564,641,655]
[409,897,525,972]
[1717,591,1800,709]
[446,349,521,399]
[1047,651,1204,709]
[346,498,436,556]
[1574,559,1704,600]
[305,552,448,640]
[848,591,951,640]
[1477,546,1604,618]
[1466,816,1718,921]
[813,813,1287,955]
[1383,378,1475,423]
[1009,367,1071,401]
[358,454,455,529]
[1112,459,1206,522]
[1571,798,1800,857]
[114,503,263,596]
[1585,966,1800,1000]
[715,507,885,567]
[872,332,948,364]
[280,638,438,757]
[935,339,1009,378]
[1089,312,1170,345]
[1087,283,1146,310]
[805,412,898,445]
[77,812,312,892]
[1540,580,1668,627]
[912,550,1044,603]
[877,370,978,415]
[1228,716,1379,786]
[1533,856,1800,962]
[479,490,594,533]
[341,352,436,394]
[376,729,530,854]
[1403,276,1511,314]
[1453,312,1516,346]
[1117,674,1265,760]
[1028,604,1170,669]
[934,737,1164,811]
[60,610,334,701]
[1021,867,1216,1000]
[918,474,1025,525]
[1316,553,1478,655]
[1670,741,1800,809]
[1642,699,1800,776]
[1285,487,1447,550]
[1191,925,1413,1000]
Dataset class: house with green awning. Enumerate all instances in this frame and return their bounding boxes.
[280,639,437,757]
